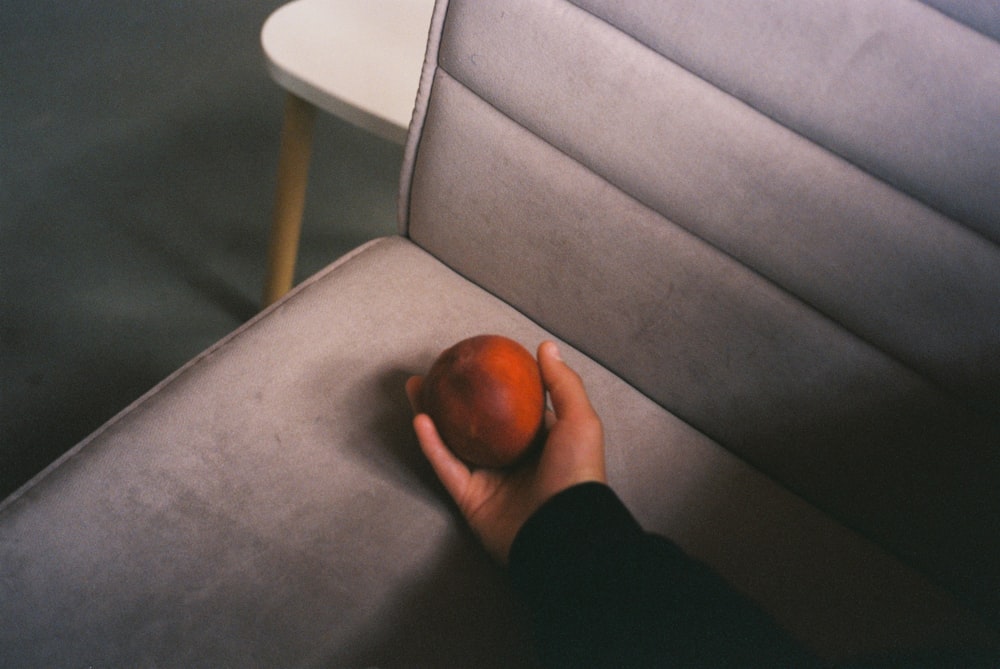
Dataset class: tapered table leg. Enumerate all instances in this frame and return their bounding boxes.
[262,92,317,308]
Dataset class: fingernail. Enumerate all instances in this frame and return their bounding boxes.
[547,341,563,361]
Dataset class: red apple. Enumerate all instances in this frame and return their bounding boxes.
[421,334,545,468]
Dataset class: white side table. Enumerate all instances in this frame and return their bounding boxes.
[260,0,435,306]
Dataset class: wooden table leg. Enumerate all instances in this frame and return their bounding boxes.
[262,93,317,308]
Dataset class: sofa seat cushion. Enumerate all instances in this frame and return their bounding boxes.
[1,238,535,667]
[1,236,991,665]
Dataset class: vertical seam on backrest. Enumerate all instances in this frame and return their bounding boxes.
[398,0,451,237]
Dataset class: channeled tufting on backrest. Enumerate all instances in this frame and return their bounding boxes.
[402,0,1000,620]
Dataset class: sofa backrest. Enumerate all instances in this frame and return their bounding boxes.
[400,0,1000,620]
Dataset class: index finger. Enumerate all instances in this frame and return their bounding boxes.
[405,376,424,414]
[412,413,473,506]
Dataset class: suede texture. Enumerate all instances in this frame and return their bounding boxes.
[0,240,542,667]
[565,0,1000,242]
[1,239,992,664]
[410,0,1000,618]
[433,0,1000,410]
[2,0,999,664]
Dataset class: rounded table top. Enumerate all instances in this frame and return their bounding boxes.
[262,0,436,144]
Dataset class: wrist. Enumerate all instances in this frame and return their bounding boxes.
[508,482,640,577]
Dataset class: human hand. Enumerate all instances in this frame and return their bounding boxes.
[406,340,606,564]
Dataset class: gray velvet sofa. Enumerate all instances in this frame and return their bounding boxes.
[3,0,999,665]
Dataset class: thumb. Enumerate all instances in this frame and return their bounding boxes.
[537,341,599,423]
[536,341,607,487]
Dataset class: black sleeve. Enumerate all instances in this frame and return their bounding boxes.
[508,482,819,668]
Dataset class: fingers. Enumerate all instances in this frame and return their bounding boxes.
[408,377,472,505]
[405,376,423,414]
[537,341,599,423]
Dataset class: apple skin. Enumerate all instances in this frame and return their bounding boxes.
[421,334,545,468]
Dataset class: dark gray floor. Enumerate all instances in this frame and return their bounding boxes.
[1,1,405,498]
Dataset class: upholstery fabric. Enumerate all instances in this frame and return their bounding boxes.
[918,0,1000,41]
[2,0,998,664]
[1,239,992,663]
[0,239,538,666]
[566,0,1000,242]
[406,0,1000,620]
